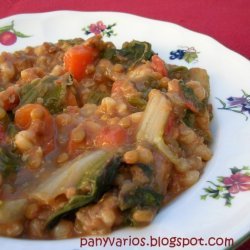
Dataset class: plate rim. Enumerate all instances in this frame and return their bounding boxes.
[1,10,249,63]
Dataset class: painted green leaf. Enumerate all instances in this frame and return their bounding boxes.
[200,195,207,200]
[242,166,250,171]
[217,176,224,183]
[230,167,241,174]
[183,51,198,63]
[0,20,14,33]
[13,30,31,38]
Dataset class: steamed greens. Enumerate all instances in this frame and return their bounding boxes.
[0,145,23,177]
[31,150,115,203]
[179,80,205,112]
[102,40,154,69]
[19,75,73,114]
[119,186,163,211]
[32,150,122,228]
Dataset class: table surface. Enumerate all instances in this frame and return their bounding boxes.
[0,0,250,249]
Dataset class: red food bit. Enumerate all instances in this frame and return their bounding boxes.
[151,55,168,77]
[64,45,97,81]
[0,31,17,46]
[95,125,127,148]
[185,100,199,113]
[164,112,176,135]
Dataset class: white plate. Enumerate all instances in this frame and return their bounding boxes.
[0,11,250,250]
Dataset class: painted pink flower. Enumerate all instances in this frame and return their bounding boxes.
[223,173,250,194]
[89,21,106,35]
[96,21,106,31]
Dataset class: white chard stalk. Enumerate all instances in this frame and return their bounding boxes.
[137,89,184,169]
[31,150,113,203]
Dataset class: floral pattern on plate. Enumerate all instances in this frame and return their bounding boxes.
[83,21,116,37]
[0,21,30,46]
[169,47,199,63]
[217,90,250,120]
[201,166,250,206]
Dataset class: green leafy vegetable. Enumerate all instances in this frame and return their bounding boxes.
[6,123,18,137]
[0,145,23,177]
[183,109,195,128]
[19,75,73,114]
[179,81,205,112]
[134,163,153,179]
[87,91,108,105]
[168,66,189,81]
[102,40,154,69]
[0,110,18,138]
[119,186,163,211]
[127,96,147,110]
[32,150,113,203]
[42,151,121,228]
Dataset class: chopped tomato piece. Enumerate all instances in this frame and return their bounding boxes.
[15,103,55,154]
[64,45,97,81]
[95,125,127,148]
[151,55,168,77]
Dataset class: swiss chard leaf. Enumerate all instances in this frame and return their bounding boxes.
[179,81,205,112]
[119,186,163,211]
[183,109,195,128]
[168,66,190,81]
[46,155,122,228]
[102,40,154,69]
[130,163,153,180]
[0,145,23,177]
[87,91,108,105]
[19,75,72,114]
